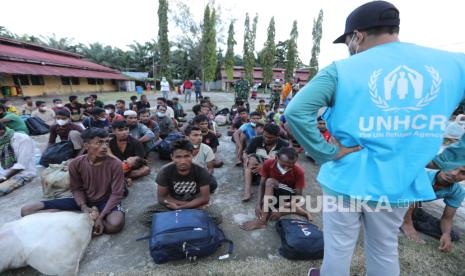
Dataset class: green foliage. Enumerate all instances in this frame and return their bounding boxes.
[202,6,217,82]
[261,17,276,87]
[285,20,298,81]
[158,0,171,79]
[243,14,258,83]
[309,9,324,81]
[224,21,236,81]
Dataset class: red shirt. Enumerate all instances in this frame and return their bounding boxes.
[260,158,305,190]
[321,130,331,142]
[183,80,193,89]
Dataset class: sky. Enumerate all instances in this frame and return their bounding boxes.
[1,0,464,68]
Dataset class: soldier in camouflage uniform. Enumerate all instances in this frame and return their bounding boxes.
[270,79,282,109]
[234,78,250,112]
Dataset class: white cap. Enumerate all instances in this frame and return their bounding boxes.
[124,110,137,117]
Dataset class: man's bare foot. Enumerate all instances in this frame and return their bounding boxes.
[235,159,243,166]
[306,212,313,221]
[89,206,99,221]
[401,222,425,243]
[242,192,253,202]
[269,212,284,221]
[240,219,267,231]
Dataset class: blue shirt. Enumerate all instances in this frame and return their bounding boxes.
[239,122,257,143]
[427,170,465,209]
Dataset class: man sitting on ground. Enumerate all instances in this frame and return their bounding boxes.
[228,107,249,136]
[109,120,150,182]
[21,128,125,235]
[172,97,187,122]
[116,99,126,115]
[90,94,104,108]
[65,95,83,123]
[185,126,218,193]
[21,96,35,116]
[129,96,138,112]
[233,111,262,165]
[0,104,29,134]
[242,123,289,201]
[156,97,175,119]
[193,115,223,168]
[138,109,160,143]
[241,147,311,230]
[401,165,465,252]
[136,94,151,111]
[0,122,37,196]
[104,104,124,123]
[140,139,222,226]
[32,101,56,126]
[83,107,110,130]
[48,110,84,155]
[154,105,176,140]
[124,110,156,154]
[51,98,69,113]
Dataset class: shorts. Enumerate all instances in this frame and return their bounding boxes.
[273,185,297,208]
[42,197,125,214]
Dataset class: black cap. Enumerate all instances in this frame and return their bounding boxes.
[334,1,400,44]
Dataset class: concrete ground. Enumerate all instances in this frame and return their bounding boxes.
[1,91,465,276]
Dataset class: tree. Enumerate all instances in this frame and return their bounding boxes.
[275,40,288,68]
[158,0,170,80]
[261,17,276,92]
[202,6,217,88]
[285,20,299,81]
[243,14,258,84]
[309,9,324,81]
[224,21,236,87]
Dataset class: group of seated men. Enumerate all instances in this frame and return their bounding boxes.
[0,92,461,254]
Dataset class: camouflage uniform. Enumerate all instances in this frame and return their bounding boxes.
[234,79,250,102]
[270,83,282,109]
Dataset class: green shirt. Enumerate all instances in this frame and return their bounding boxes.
[3,112,28,134]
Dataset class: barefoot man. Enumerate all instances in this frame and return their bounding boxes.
[241,147,312,230]
[21,128,125,235]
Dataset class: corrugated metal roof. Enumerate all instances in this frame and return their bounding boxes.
[0,60,127,80]
[0,37,126,80]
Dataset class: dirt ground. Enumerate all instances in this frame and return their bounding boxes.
[1,91,464,276]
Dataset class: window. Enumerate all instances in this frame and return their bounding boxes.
[97,79,104,85]
[13,75,30,86]
[87,78,96,85]
[111,79,116,85]
[61,77,71,85]
[30,75,44,85]
[71,77,80,85]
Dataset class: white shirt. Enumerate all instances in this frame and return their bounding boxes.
[166,106,175,119]
[160,80,170,92]
[192,143,215,168]
[0,132,37,178]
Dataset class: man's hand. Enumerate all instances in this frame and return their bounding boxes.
[255,204,265,221]
[164,200,182,210]
[439,233,453,252]
[331,138,362,160]
[251,164,262,174]
[93,218,104,236]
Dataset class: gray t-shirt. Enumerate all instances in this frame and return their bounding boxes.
[192,143,215,168]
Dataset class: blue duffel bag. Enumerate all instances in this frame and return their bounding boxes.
[276,218,324,260]
[148,209,233,264]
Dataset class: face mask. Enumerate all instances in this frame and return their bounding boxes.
[193,144,200,149]
[250,122,257,127]
[98,117,107,122]
[56,104,64,108]
[157,112,166,118]
[278,108,285,113]
[39,107,46,112]
[105,109,112,115]
[277,162,289,175]
[347,33,360,56]
[56,119,68,126]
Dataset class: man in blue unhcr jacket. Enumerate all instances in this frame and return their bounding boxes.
[285,1,465,276]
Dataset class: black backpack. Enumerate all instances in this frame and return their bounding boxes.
[39,141,75,167]
[26,117,50,136]
[276,219,324,260]
[157,132,184,160]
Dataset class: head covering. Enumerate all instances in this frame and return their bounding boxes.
[0,127,16,169]
[55,109,71,118]
[123,110,137,117]
[334,1,400,43]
